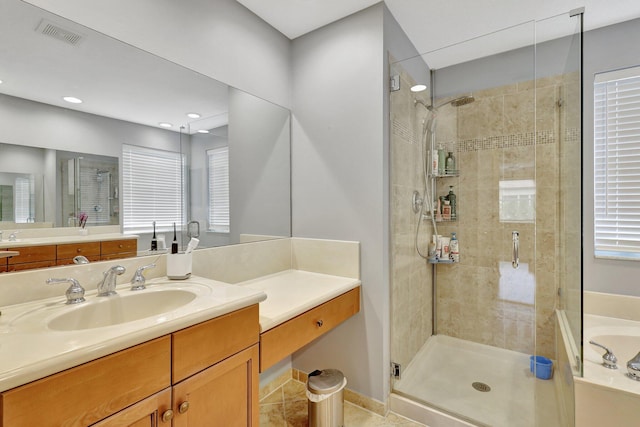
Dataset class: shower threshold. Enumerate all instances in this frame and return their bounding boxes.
[391,335,561,427]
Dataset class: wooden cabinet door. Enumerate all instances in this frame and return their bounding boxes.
[172,345,259,427]
[90,388,172,427]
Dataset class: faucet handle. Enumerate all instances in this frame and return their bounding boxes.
[589,340,618,369]
[131,263,156,291]
[9,231,19,241]
[46,277,86,304]
[627,351,640,381]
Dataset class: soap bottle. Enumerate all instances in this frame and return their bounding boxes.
[450,232,459,262]
[446,151,456,174]
[437,144,446,176]
[448,186,457,220]
[442,200,451,220]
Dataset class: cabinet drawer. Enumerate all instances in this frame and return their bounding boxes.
[7,260,55,271]
[90,388,172,427]
[260,287,360,372]
[7,245,55,265]
[57,242,101,260]
[172,305,259,383]
[0,336,171,427]
[101,239,137,255]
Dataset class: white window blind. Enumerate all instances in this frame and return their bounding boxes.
[122,144,185,234]
[207,147,230,233]
[594,66,640,259]
[14,177,31,223]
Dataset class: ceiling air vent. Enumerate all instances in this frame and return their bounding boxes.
[35,19,84,46]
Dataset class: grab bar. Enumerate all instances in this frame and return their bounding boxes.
[512,231,519,269]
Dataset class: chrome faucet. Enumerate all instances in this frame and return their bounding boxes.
[589,340,618,369]
[130,263,156,291]
[97,265,126,296]
[8,231,18,241]
[46,277,86,304]
[627,351,640,380]
[73,255,90,264]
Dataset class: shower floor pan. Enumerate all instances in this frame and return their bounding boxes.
[393,335,561,427]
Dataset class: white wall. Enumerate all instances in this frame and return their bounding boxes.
[24,0,291,108]
[290,4,387,403]
[583,17,640,296]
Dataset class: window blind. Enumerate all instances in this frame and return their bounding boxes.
[207,147,230,233]
[14,177,31,223]
[594,66,640,259]
[122,144,185,234]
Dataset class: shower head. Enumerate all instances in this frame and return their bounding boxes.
[428,94,475,111]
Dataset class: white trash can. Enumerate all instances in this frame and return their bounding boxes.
[306,369,347,427]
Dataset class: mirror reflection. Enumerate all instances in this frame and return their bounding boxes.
[0,0,291,260]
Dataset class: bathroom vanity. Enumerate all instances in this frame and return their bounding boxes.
[0,235,137,271]
[1,305,259,426]
[0,237,362,426]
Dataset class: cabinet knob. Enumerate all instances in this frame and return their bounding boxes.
[118,244,123,248]
[76,248,81,253]
[179,401,190,414]
[316,320,323,327]
[161,409,174,422]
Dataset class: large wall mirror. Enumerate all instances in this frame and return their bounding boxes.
[0,0,291,254]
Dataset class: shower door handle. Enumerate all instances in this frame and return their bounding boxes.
[512,231,519,269]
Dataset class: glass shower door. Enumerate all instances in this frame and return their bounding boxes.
[389,10,582,427]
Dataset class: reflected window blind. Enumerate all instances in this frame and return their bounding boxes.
[594,66,640,259]
[122,144,185,234]
[207,147,230,233]
[14,177,31,223]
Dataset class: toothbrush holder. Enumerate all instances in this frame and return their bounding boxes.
[167,252,192,280]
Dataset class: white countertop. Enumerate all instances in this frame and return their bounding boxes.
[0,275,266,392]
[237,269,361,332]
[0,233,137,249]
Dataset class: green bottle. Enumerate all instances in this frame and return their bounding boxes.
[448,186,457,219]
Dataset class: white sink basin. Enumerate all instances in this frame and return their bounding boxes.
[48,289,197,331]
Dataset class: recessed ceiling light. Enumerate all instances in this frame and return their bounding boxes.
[197,129,210,134]
[159,122,173,128]
[410,84,427,93]
[187,112,201,119]
[63,96,83,104]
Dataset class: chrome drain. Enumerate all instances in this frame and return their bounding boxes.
[472,382,491,392]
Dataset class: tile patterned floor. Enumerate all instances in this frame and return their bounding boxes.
[259,379,426,427]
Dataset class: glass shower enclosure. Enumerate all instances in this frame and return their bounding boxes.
[389,10,582,427]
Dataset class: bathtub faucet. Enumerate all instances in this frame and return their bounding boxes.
[627,351,640,381]
[589,340,617,369]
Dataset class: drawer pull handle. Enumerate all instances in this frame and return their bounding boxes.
[118,244,123,248]
[161,409,174,422]
[179,401,190,414]
[316,320,324,327]
[77,248,82,253]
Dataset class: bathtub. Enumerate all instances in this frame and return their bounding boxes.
[574,313,640,426]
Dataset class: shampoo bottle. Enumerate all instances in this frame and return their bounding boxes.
[450,232,459,262]
[448,186,457,219]
[446,151,456,174]
[437,144,446,175]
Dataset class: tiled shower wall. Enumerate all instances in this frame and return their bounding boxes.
[432,73,580,358]
[389,62,433,371]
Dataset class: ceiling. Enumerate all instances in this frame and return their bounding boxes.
[237,0,640,68]
[0,0,229,134]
